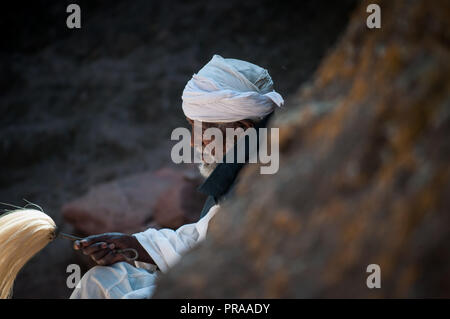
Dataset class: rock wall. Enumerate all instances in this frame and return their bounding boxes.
[154,0,450,298]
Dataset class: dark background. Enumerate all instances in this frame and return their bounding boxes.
[0,0,358,298]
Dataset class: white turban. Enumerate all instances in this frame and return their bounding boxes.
[182,55,284,123]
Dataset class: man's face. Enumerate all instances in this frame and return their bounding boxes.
[186,117,254,177]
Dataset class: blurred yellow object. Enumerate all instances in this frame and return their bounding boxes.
[0,209,56,299]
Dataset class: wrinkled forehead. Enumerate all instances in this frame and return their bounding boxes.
[186,117,221,129]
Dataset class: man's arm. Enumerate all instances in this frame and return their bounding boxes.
[133,204,220,272]
[73,205,220,270]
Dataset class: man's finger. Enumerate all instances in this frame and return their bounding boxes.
[82,242,108,255]
[96,251,117,266]
[91,248,111,262]
[79,234,111,247]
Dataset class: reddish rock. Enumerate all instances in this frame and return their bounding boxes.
[62,167,206,235]
[153,173,210,229]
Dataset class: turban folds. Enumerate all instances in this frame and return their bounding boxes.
[182,55,284,123]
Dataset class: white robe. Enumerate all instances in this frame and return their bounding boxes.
[70,205,220,299]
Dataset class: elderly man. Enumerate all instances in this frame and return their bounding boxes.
[70,55,283,299]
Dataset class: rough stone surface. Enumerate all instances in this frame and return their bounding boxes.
[154,0,450,298]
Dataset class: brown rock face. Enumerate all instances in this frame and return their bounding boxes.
[62,167,206,235]
[154,0,450,298]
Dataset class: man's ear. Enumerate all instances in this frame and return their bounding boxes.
[236,119,255,130]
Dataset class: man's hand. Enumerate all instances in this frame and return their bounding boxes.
[73,232,154,266]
